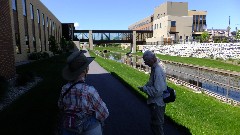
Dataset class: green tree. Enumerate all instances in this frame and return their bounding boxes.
[195,36,201,42]
[236,30,240,41]
[200,31,210,43]
[67,40,75,51]
[60,37,67,52]
[49,36,58,55]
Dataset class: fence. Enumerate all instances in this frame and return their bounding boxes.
[121,55,240,105]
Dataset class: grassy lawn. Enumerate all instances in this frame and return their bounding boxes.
[0,53,69,135]
[94,46,240,72]
[89,51,240,135]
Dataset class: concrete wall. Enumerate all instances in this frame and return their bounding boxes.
[154,2,188,20]
[150,15,192,42]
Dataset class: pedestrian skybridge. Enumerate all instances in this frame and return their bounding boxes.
[74,30,153,52]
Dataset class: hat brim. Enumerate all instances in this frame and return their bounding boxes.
[62,57,95,81]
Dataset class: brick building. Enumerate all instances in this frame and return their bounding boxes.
[0,0,73,80]
[0,0,16,79]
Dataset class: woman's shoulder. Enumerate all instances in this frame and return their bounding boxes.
[81,84,97,94]
[62,83,71,89]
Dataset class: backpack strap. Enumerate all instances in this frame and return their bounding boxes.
[62,81,84,98]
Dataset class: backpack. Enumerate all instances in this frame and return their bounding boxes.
[163,86,176,103]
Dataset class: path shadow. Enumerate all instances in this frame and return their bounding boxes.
[86,72,191,135]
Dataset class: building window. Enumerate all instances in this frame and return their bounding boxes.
[196,15,199,20]
[42,13,45,26]
[46,17,48,27]
[160,23,161,28]
[15,33,21,54]
[22,0,27,16]
[12,0,17,10]
[25,35,30,53]
[171,21,176,27]
[53,22,55,30]
[30,4,34,19]
[203,15,206,20]
[33,36,36,52]
[39,38,42,52]
[37,9,40,23]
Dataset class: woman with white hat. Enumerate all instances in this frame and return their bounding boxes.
[58,51,109,135]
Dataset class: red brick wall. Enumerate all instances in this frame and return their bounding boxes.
[0,1,16,79]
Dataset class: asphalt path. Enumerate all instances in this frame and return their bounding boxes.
[85,51,191,135]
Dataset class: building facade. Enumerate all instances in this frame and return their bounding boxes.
[0,0,16,79]
[128,15,154,30]
[207,29,231,42]
[0,0,63,79]
[128,1,207,44]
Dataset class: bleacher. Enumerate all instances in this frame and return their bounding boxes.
[142,43,240,60]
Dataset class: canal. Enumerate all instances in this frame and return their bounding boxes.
[95,50,240,102]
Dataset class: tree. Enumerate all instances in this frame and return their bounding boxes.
[195,36,201,42]
[200,31,210,43]
[236,30,240,41]
[60,37,67,52]
[67,40,75,51]
[49,35,58,55]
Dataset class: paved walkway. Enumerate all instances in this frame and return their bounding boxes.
[84,50,190,135]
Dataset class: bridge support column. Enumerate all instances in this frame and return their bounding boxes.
[132,31,136,53]
[89,30,93,50]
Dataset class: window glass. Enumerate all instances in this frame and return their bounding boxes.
[30,4,34,19]
[12,0,17,10]
[171,21,176,27]
[22,0,26,16]
[46,17,48,27]
[42,13,45,25]
[37,9,40,23]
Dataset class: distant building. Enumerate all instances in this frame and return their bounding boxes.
[207,29,230,42]
[128,1,207,44]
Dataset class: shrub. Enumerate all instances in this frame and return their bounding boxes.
[28,52,41,60]
[42,52,50,59]
[16,71,35,86]
[0,76,9,101]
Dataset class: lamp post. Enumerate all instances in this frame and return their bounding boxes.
[184,34,185,44]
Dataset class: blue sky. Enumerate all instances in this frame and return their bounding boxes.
[40,0,239,31]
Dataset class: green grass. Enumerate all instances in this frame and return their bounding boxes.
[90,51,240,135]
[94,46,240,72]
[155,54,240,72]
[0,53,70,135]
